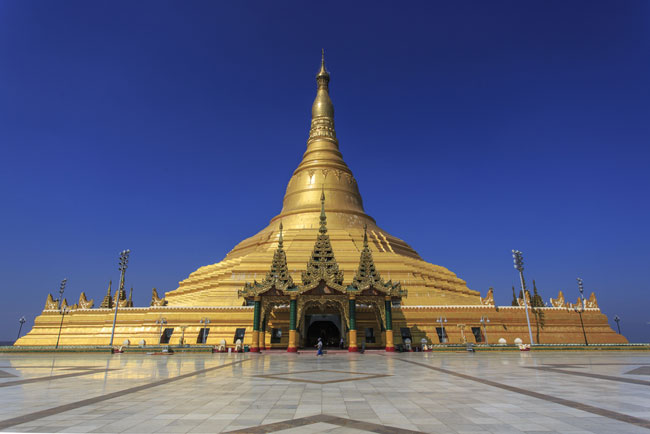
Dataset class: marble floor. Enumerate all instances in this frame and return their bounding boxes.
[0,350,649,433]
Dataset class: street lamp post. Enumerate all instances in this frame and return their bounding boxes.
[576,278,588,345]
[480,316,490,344]
[156,317,167,344]
[17,316,26,341]
[512,250,535,345]
[200,318,210,344]
[109,249,130,347]
[614,315,621,334]
[436,316,448,343]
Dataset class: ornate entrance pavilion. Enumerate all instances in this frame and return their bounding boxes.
[239,192,405,352]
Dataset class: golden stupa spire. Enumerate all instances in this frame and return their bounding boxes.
[270,51,374,229]
[310,49,334,140]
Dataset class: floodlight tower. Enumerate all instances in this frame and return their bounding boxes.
[576,277,588,345]
[512,250,534,345]
[109,249,130,347]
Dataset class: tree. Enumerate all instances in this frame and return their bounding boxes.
[531,279,544,307]
[530,279,545,343]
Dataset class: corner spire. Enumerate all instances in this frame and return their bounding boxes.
[100,280,113,308]
[255,223,294,291]
[351,224,405,297]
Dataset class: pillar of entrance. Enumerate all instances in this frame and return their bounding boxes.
[251,296,261,352]
[261,317,270,350]
[385,296,395,352]
[287,294,298,352]
[348,294,358,352]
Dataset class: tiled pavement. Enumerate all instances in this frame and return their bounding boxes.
[0,351,649,433]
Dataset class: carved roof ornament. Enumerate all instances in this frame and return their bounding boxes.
[151,288,168,306]
[586,292,599,309]
[350,224,405,297]
[239,223,297,298]
[299,190,346,293]
[480,288,495,306]
[44,293,58,310]
[550,290,566,307]
[78,292,94,309]
[100,280,113,308]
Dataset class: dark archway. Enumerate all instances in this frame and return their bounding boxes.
[306,320,340,348]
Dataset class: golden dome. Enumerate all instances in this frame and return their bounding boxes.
[165,54,479,307]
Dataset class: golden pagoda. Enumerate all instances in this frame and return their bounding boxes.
[16,53,626,348]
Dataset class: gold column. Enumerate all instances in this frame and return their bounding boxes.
[288,294,298,352]
[348,294,357,352]
[251,296,261,352]
[385,296,395,352]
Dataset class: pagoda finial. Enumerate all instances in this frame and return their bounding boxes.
[319,186,327,233]
[278,222,284,248]
[311,50,333,124]
[363,223,368,248]
[107,280,112,295]
[317,48,328,82]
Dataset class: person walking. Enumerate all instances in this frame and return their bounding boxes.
[316,337,323,357]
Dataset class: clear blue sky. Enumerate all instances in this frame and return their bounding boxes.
[1,1,648,343]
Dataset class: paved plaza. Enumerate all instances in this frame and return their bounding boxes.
[0,351,649,433]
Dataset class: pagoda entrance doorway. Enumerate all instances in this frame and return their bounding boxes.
[305,314,341,348]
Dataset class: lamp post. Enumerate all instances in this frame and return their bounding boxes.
[480,316,490,344]
[17,316,26,340]
[576,277,588,345]
[436,316,448,343]
[58,278,68,309]
[156,317,167,344]
[200,318,210,344]
[614,315,621,334]
[54,278,68,349]
[109,249,130,347]
[512,250,534,345]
